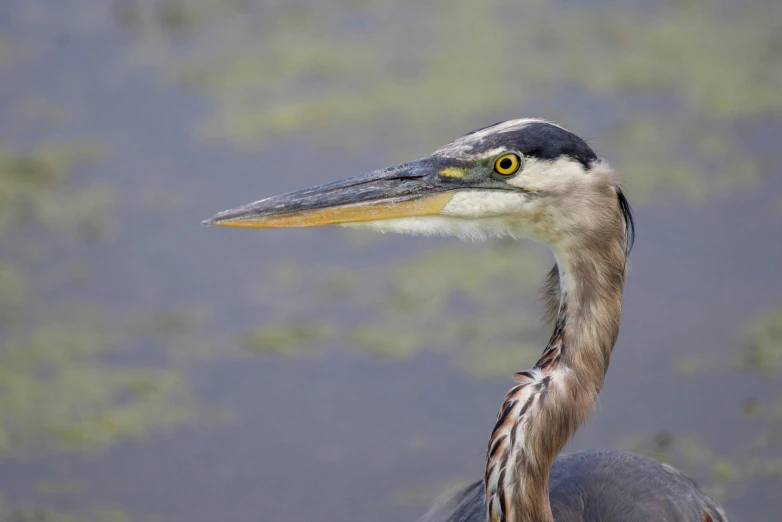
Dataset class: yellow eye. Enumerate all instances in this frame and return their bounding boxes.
[494,153,521,176]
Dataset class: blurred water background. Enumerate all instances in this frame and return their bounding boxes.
[1,0,781,520]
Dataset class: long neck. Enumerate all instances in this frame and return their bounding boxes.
[485,233,626,522]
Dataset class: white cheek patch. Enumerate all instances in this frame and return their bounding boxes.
[340,215,520,241]
[507,157,587,193]
[441,190,528,218]
[341,191,534,241]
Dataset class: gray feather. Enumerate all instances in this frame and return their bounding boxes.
[419,450,727,522]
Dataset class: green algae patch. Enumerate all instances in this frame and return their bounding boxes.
[0,140,198,458]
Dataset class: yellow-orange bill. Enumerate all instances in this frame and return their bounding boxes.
[209,192,455,229]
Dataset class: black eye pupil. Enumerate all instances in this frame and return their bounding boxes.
[500,158,512,170]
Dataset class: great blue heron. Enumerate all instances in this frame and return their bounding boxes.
[205,119,727,522]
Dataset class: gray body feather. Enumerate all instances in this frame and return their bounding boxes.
[420,449,726,522]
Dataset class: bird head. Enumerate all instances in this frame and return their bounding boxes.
[204,119,633,251]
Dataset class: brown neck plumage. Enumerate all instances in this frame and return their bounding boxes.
[485,216,627,522]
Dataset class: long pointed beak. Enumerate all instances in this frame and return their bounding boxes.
[203,156,472,229]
